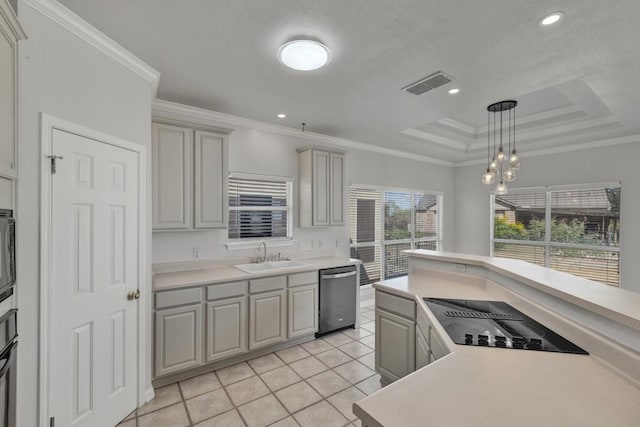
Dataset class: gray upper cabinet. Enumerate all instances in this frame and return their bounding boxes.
[152,122,228,231]
[194,130,228,228]
[298,148,345,227]
[0,1,25,179]
[155,303,202,377]
[152,123,193,229]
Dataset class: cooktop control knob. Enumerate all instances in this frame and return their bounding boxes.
[512,336,526,349]
[465,334,473,345]
[478,334,489,346]
[494,336,507,348]
[528,338,542,350]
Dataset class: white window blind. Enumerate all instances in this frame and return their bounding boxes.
[228,176,292,240]
[351,186,442,285]
[492,184,621,286]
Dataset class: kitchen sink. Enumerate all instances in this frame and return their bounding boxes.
[233,260,311,273]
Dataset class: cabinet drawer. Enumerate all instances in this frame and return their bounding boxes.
[250,276,286,294]
[155,287,202,309]
[288,271,318,287]
[207,281,247,300]
[376,291,416,320]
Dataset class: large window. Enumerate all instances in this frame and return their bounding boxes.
[491,183,621,286]
[228,175,292,240]
[350,186,442,285]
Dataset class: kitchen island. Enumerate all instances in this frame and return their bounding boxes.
[354,250,640,427]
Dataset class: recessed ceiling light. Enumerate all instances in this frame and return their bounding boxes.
[277,113,286,118]
[539,11,564,26]
[277,39,331,71]
[448,88,460,95]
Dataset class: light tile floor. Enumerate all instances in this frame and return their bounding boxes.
[119,305,382,427]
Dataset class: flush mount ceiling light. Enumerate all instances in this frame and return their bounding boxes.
[481,100,520,195]
[277,113,287,118]
[448,88,460,95]
[539,11,565,26]
[277,39,331,71]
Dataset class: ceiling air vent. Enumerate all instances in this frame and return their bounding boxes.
[402,71,453,95]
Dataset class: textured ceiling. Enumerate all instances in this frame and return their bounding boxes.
[58,0,640,163]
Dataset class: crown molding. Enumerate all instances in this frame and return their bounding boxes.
[455,134,640,167]
[21,0,160,97]
[401,128,469,151]
[152,99,455,167]
[1,0,26,39]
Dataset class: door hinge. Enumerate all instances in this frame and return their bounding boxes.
[46,155,63,174]
[50,416,55,427]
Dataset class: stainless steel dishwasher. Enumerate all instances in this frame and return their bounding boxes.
[318,265,358,335]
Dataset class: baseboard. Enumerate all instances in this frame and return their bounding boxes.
[143,386,155,405]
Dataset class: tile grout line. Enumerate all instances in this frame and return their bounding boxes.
[177,381,195,427]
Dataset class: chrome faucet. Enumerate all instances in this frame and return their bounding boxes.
[258,241,267,263]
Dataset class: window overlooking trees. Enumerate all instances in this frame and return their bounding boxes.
[492,183,621,286]
[350,186,442,285]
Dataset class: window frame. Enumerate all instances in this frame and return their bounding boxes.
[350,184,443,284]
[490,181,621,286]
[228,172,293,242]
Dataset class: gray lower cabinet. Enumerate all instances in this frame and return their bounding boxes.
[288,284,318,338]
[415,326,431,370]
[375,309,415,382]
[206,296,247,362]
[249,290,287,350]
[155,303,202,377]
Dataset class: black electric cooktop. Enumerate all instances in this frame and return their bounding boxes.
[423,298,588,355]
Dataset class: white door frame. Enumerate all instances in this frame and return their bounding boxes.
[38,114,150,426]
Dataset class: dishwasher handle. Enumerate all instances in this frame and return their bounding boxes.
[321,271,356,280]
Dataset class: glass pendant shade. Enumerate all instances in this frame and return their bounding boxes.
[489,158,498,173]
[510,149,520,170]
[496,147,506,161]
[495,181,508,195]
[503,168,516,182]
[481,168,495,185]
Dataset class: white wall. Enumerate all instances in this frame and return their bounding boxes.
[16,2,154,426]
[152,124,455,264]
[453,142,640,293]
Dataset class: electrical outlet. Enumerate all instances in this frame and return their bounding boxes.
[193,247,201,260]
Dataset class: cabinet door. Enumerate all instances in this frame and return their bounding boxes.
[415,326,431,370]
[288,284,318,338]
[152,123,193,229]
[249,290,286,350]
[375,309,415,382]
[312,150,330,226]
[206,297,246,362]
[194,130,227,229]
[329,153,344,225]
[0,14,17,178]
[155,304,202,377]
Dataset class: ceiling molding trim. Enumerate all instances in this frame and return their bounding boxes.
[401,128,470,151]
[153,99,454,167]
[21,0,160,97]
[435,118,476,135]
[455,134,640,167]
[0,0,26,39]
[467,115,620,151]
[473,105,583,135]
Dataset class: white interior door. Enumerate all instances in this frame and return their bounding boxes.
[49,129,139,427]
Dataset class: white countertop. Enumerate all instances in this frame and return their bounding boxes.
[153,256,361,291]
[354,256,640,427]
[406,250,640,331]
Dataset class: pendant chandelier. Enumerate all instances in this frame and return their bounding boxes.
[481,100,519,194]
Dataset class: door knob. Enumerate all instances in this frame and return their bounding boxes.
[127,290,140,301]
